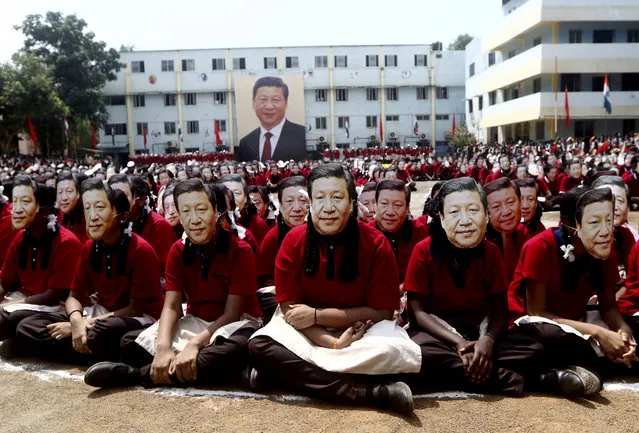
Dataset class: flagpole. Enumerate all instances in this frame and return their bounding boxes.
[554,56,558,139]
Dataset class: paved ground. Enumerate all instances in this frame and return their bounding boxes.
[2,181,639,433]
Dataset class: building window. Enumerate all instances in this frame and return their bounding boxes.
[385,115,399,122]
[181,59,195,71]
[366,116,377,128]
[184,92,197,106]
[233,57,246,70]
[133,95,145,107]
[164,122,176,135]
[416,114,430,121]
[315,55,328,68]
[384,55,398,67]
[489,91,497,106]
[215,120,227,132]
[338,117,349,128]
[592,76,605,92]
[469,63,475,77]
[164,94,177,106]
[536,121,545,140]
[478,96,483,110]
[334,55,348,68]
[315,117,327,130]
[136,122,148,135]
[106,123,127,135]
[161,60,174,72]
[488,52,496,66]
[628,30,639,43]
[533,78,542,93]
[532,37,542,47]
[468,99,474,114]
[366,55,379,67]
[436,87,448,99]
[508,50,516,59]
[569,30,582,44]
[315,89,328,102]
[104,95,126,106]
[212,58,226,70]
[366,88,378,101]
[575,120,594,138]
[435,114,449,120]
[414,54,427,67]
[386,88,398,101]
[416,86,428,100]
[213,92,227,105]
[561,74,581,92]
[593,30,615,43]
[622,73,639,91]
[285,56,299,68]
[264,57,277,69]
[623,119,636,135]
[335,88,348,101]
[131,61,145,73]
[186,121,199,134]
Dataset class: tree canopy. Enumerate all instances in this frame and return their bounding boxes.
[447,34,474,51]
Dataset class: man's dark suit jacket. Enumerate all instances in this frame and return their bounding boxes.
[236,119,307,162]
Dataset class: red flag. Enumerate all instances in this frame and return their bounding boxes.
[452,114,456,138]
[143,123,148,149]
[26,115,38,149]
[91,121,97,149]
[379,115,383,143]
[564,85,570,128]
[214,120,222,145]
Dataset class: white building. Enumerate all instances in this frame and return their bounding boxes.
[466,0,639,144]
[100,44,465,156]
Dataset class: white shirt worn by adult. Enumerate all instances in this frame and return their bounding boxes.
[259,118,286,161]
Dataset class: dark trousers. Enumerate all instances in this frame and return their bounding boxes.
[409,327,545,396]
[249,336,383,406]
[120,325,256,387]
[0,309,40,341]
[15,312,149,365]
[257,292,277,325]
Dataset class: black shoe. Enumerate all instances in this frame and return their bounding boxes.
[84,362,141,388]
[0,339,19,359]
[241,367,262,390]
[373,381,414,415]
[543,365,602,397]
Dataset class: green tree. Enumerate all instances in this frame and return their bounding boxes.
[446,124,476,148]
[447,33,474,51]
[119,44,135,52]
[0,53,69,153]
[15,12,123,140]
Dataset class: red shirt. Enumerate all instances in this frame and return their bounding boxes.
[258,224,300,281]
[404,238,508,328]
[486,170,516,184]
[275,220,399,311]
[57,208,89,244]
[485,223,531,283]
[71,234,164,318]
[623,172,639,200]
[140,211,174,269]
[0,203,18,269]
[526,221,547,237]
[508,228,618,320]
[368,218,429,281]
[541,176,560,196]
[396,170,410,183]
[559,176,582,193]
[165,233,261,322]
[619,241,639,315]
[0,227,82,298]
[615,225,636,273]
[245,213,269,244]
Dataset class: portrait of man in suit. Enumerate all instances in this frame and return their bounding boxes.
[236,76,307,163]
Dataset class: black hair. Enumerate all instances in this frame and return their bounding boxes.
[484,177,521,199]
[422,181,445,217]
[375,179,411,205]
[514,178,538,192]
[173,178,216,211]
[80,178,130,215]
[107,173,131,189]
[219,174,258,222]
[304,163,359,282]
[248,185,269,204]
[131,175,151,199]
[361,182,377,195]
[252,76,289,101]
[56,172,87,193]
[162,185,176,208]
[591,175,629,199]
[576,188,613,227]
[277,176,307,202]
[157,168,174,179]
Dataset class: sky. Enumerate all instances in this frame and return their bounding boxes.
[0,0,503,61]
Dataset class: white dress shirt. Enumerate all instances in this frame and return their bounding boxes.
[259,118,286,161]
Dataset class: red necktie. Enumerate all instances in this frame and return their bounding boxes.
[262,132,273,163]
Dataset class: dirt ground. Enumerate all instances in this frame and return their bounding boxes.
[2,181,639,433]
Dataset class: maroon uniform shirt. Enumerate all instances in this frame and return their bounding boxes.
[165,232,261,322]
[71,234,165,319]
[404,237,508,329]
[275,220,399,311]
[559,176,582,193]
[485,223,531,283]
[0,203,18,269]
[619,241,639,315]
[139,210,175,270]
[508,228,618,320]
[0,226,82,298]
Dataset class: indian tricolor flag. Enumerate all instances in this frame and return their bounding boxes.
[603,74,612,114]
[413,115,419,135]
[345,118,350,139]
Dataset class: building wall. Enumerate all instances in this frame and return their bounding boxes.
[100,44,465,155]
